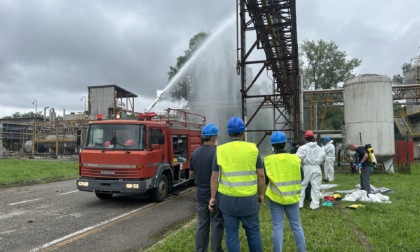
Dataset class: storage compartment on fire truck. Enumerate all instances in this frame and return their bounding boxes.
[172,135,188,181]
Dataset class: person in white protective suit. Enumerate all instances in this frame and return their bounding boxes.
[297,131,325,210]
[322,136,335,182]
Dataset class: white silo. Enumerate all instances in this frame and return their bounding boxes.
[343,74,395,172]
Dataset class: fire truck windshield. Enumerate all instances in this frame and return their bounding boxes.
[85,124,146,150]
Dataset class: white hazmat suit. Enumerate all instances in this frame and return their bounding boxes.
[297,141,325,210]
[323,140,335,182]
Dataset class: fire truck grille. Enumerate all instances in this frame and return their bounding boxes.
[81,167,141,178]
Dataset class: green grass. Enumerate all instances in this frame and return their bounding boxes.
[1,159,418,251]
[146,165,420,252]
[0,158,78,187]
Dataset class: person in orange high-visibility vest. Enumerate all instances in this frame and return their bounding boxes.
[265,131,306,252]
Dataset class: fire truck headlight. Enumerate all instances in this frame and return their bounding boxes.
[78,181,89,187]
[125,183,139,189]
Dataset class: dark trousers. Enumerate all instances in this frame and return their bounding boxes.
[360,166,371,194]
[195,200,224,252]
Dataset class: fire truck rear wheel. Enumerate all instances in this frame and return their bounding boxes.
[149,174,168,202]
[95,192,113,199]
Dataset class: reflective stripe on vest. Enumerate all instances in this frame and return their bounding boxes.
[264,153,301,205]
[217,141,258,197]
[268,183,301,196]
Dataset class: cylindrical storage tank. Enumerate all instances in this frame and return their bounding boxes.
[24,140,32,153]
[24,140,47,153]
[42,135,77,151]
[343,74,395,171]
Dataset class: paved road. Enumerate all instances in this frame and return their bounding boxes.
[0,180,197,252]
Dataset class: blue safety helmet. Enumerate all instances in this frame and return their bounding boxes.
[227,116,246,134]
[270,131,287,144]
[324,136,331,142]
[201,124,219,136]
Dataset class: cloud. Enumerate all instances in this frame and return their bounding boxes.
[297,0,420,77]
[0,0,234,117]
[0,0,419,118]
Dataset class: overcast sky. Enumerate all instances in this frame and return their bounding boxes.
[0,0,419,118]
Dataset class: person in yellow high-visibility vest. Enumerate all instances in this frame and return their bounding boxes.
[209,116,265,252]
[265,131,306,252]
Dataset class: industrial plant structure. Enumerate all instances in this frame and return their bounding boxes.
[0,85,138,158]
[88,85,138,119]
[235,0,420,172]
[343,74,395,172]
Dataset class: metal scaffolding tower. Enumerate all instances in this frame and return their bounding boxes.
[239,0,300,144]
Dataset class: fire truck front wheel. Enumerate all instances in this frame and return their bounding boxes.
[149,174,168,202]
[95,192,113,200]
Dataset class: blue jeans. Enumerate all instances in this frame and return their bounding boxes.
[222,211,262,252]
[268,198,306,252]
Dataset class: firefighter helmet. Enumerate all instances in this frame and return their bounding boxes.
[227,117,246,134]
[270,131,287,144]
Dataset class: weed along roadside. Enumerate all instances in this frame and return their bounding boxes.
[146,165,420,252]
[0,158,78,188]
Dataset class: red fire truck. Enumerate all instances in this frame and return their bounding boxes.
[77,109,205,202]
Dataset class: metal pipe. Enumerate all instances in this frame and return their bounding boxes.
[50,108,55,121]
[300,77,304,134]
[44,106,49,122]
[308,130,343,134]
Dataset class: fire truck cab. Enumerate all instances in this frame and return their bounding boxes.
[77,109,204,202]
